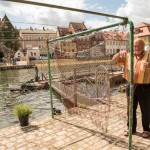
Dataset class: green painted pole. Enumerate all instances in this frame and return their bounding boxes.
[47,39,54,118]
[128,20,134,150]
[48,21,126,43]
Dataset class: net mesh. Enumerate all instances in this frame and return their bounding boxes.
[49,31,127,133]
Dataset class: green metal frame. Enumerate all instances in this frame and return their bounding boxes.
[6,0,134,149]
[48,20,134,150]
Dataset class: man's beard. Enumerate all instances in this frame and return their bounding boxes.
[134,50,144,56]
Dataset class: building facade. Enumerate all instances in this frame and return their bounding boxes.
[57,22,129,58]
[57,22,87,58]
[19,28,57,53]
[103,31,129,56]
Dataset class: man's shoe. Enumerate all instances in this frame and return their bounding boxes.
[124,130,136,136]
[141,131,150,138]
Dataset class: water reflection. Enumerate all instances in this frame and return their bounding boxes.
[0,68,66,129]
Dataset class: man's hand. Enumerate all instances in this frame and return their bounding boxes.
[119,50,127,58]
[141,61,149,69]
[112,50,127,63]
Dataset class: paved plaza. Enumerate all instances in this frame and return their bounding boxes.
[0,93,150,150]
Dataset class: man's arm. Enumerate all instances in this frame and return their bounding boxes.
[112,52,120,62]
[112,50,127,66]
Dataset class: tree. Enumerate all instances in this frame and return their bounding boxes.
[0,14,20,51]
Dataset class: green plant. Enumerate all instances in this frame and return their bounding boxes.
[13,104,33,118]
[79,103,88,109]
[118,86,126,93]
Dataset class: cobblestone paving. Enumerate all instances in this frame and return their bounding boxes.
[0,93,150,150]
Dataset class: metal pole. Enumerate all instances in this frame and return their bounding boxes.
[49,22,126,43]
[46,39,54,118]
[5,0,127,20]
[128,20,134,150]
[73,68,77,107]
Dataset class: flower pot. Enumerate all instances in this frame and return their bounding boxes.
[19,115,29,127]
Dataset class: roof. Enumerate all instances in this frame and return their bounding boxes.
[57,27,70,37]
[19,29,56,34]
[135,22,150,29]
[102,31,127,40]
[69,22,87,33]
[57,22,87,37]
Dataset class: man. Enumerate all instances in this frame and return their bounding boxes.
[112,38,150,138]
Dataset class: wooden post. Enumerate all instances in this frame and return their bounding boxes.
[73,68,77,107]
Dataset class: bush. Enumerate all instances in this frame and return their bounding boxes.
[13,104,33,118]
[79,103,88,109]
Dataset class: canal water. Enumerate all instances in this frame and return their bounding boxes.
[0,68,66,129]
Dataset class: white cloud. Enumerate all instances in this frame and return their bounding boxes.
[0,0,87,28]
[116,0,150,26]
[85,19,112,29]
[98,6,103,10]
[3,0,149,31]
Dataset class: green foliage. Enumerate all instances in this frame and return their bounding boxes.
[13,104,33,118]
[79,103,88,109]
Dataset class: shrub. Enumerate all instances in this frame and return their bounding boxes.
[79,103,88,109]
[13,104,33,118]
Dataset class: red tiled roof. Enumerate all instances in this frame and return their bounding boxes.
[57,22,87,37]
[102,31,127,40]
[135,22,150,29]
[57,27,70,37]
[69,22,87,33]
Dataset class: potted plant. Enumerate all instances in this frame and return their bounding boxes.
[13,103,33,127]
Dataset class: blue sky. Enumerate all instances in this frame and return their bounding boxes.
[86,0,126,13]
[0,0,150,30]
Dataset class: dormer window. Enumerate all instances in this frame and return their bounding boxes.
[134,29,143,34]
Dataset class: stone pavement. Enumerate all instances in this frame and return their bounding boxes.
[0,93,150,150]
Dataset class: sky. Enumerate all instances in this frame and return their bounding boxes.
[0,0,150,30]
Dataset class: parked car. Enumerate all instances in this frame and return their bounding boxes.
[40,56,48,60]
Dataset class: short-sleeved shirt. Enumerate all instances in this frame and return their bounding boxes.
[116,51,150,84]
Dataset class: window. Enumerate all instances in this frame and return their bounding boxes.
[4,25,8,29]
[38,37,43,40]
[25,36,32,40]
[34,53,36,56]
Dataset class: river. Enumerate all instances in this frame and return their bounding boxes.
[0,68,66,129]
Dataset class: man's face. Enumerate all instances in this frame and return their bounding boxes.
[134,40,144,55]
